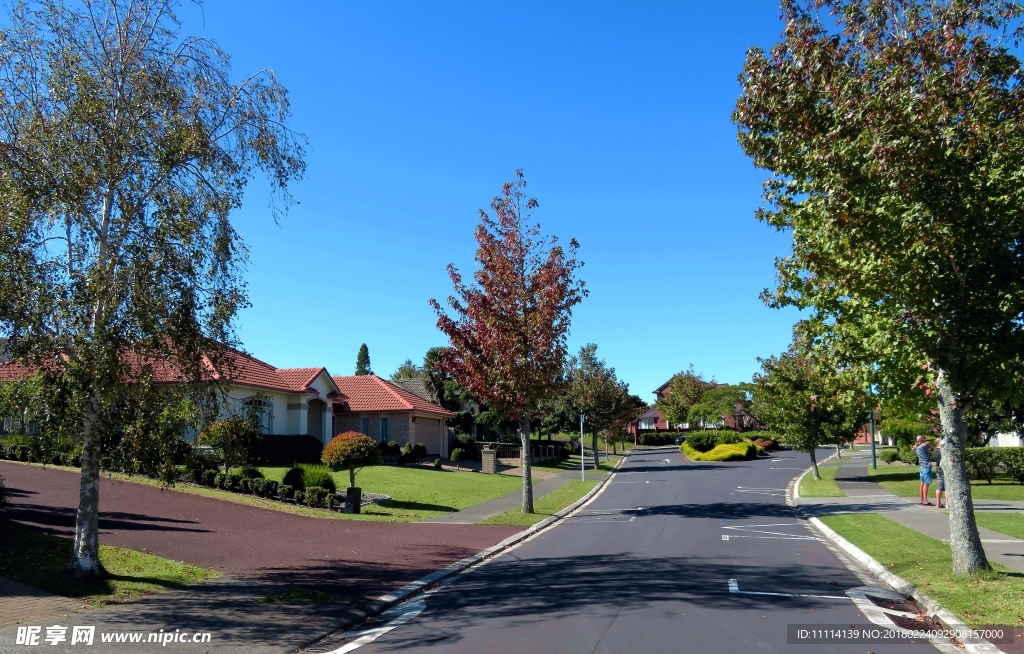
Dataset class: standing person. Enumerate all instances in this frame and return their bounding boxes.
[933,440,946,509]
[915,435,932,506]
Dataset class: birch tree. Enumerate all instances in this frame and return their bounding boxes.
[0,0,305,577]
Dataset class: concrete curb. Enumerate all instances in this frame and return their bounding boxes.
[787,456,1005,654]
[296,455,625,652]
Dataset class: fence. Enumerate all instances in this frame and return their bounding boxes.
[482,442,561,467]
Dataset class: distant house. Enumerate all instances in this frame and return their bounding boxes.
[331,375,454,456]
[390,377,436,403]
[628,377,759,438]
[0,346,343,444]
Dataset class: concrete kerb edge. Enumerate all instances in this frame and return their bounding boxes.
[786,456,1005,654]
[295,455,626,653]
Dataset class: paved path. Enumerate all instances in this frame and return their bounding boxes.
[0,576,90,630]
[0,461,520,653]
[419,469,590,523]
[800,451,1024,574]
[308,447,937,653]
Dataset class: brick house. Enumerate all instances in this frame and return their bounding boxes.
[331,375,454,456]
[628,377,759,439]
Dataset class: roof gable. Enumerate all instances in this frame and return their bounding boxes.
[331,375,454,417]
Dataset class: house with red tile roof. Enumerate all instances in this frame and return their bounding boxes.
[0,346,343,444]
[332,375,455,457]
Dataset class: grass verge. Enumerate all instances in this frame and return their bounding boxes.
[973,512,1024,541]
[532,455,619,474]
[868,466,1024,501]
[0,520,217,606]
[819,513,1024,626]
[799,464,845,498]
[478,480,599,527]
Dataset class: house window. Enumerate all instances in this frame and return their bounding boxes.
[360,417,369,436]
[380,416,388,442]
[242,398,273,434]
[639,418,655,430]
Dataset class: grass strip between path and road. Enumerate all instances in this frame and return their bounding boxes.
[973,512,1024,541]
[818,513,1024,627]
[868,465,1024,501]
[0,520,217,606]
[477,480,599,526]
[798,464,845,498]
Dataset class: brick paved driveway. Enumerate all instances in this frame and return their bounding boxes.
[0,461,519,600]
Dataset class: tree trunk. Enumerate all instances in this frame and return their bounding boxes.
[67,389,106,578]
[835,443,842,458]
[591,430,599,470]
[520,415,534,513]
[349,463,356,489]
[934,367,990,575]
[809,448,821,480]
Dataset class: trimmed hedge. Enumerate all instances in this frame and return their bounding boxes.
[682,441,757,462]
[637,432,678,446]
[684,431,719,453]
[304,486,331,509]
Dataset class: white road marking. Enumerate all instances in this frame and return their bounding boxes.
[735,490,783,496]
[722,535,729,541]
[663,459,671,463]
[770,467,805,470]
[728,579,848,600]
[722,523,818,541]
[323,598,426,653]
[737,487,786,491]
[610,480,649,484]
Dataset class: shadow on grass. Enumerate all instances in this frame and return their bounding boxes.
[379,500,459,513]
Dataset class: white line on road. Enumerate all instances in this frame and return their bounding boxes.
[728,579,848,600]
[735,490,783,496]
[610,480,649,484]
[323,598,426,653]
[737,487,786,491]
[770,467,805,470]
[722,535,729,540]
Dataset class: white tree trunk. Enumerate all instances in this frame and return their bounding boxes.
[809,447,821,480]
[67,388,105,578]
[934,367,990,575]
[520,415,534,513]
[591,430,599,469]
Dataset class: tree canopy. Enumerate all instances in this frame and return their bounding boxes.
[391,359,422,381]
[355,344,372,376]
[0,0,305,577]
[431,170,586,512]
[733,0,1022,574]
[656,367,716,428]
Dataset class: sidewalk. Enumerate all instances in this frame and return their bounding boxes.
[797,451,1024,574]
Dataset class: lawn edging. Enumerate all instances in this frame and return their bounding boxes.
[787,459,1004,654]
[299,452,626,651]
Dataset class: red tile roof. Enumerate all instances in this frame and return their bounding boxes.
[331,375,454,417]
[0,346,337,397]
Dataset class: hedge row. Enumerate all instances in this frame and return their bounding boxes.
[879,446,1024,485]
[682,441,757,462]
[186,466,340,508]
[637,432,678,446]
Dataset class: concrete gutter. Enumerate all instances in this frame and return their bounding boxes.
[788,459,1005,654]
[296,454,625,652]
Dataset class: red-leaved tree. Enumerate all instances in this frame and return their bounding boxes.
[430,171,587,512]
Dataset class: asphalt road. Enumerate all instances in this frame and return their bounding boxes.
[313,447,939,654]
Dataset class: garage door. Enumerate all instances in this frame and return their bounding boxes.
[414,418,441,454]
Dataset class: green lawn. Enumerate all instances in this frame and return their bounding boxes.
[868,465,1024,501]
[257,464,523,521]
[478,480,599,526]
[819,513,1024,626]
[0,520,217,605]
[532,455,619,474]
[973,512,1024,541]
[799,464,845,498]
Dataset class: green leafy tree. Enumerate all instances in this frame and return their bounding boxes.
[733,0,1024,574]
[656,367,715,428]
[355,344,372,376]
[0,0,304,578]
[197,416,262,473]
[751,338,869,480]
[560,344,634,468]
[322,431,382,488]
[390,359,421,381]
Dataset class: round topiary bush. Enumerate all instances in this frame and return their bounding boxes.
[685,431,719,453]
[322,432,382,489]
[716,432,742,445]
[282,467,304,490]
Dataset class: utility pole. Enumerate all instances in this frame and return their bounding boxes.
[580,413,585,481]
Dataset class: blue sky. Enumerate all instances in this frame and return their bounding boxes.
[180,1,798,403]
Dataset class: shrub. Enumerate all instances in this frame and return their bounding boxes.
[293,490,304,505]
[201,469,218,487]
[716,432,743,446]
[682,441,756,462]
[897,446,919,465]
[638,432,677,446]
[450,448,463,469]
[685,431,719,453]
[413,443,427,458]
[434,458,442,469]
[965,447,1000,484]
[239,468,264,479]
[227,473,243,492]
[752,438,779,452]
[197,416,262,471]
[453,434,482,460]
[299,464,336,493]
[213,472,226,489]
[277,483,293,500]
[323,432,382,487]
[998,447,1024,484]
[263,480,279,498]
[402,443,413,456]
[282,467,305,490]
[878,449,901,464]
[0,473,6,510]
[254,435,324,465]
[304,486,331,509]
[246,478,263,496]
[183,448,220,483]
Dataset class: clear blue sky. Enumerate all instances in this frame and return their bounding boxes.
[179,1,799,403]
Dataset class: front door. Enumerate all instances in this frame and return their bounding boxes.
[307,400,324,441]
